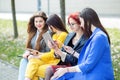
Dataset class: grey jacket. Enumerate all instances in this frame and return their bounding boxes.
[31,30,51,52]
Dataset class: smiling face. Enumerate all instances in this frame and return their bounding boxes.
[34,17,45,31]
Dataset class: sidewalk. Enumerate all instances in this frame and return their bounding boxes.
[0,59,18,80]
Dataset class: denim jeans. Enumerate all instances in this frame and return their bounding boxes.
[18,58,28,80]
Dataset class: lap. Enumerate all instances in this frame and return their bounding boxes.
[51,65,71,72]
[53,72,75,80]
[37,64,54,78]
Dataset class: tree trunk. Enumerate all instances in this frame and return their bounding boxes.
[11,0,18,38]
[60,0,66,24]
[37,0,41,11]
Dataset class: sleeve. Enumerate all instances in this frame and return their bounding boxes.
[78,34,108,73]
[60,52,67,61]
[40,49,55,61]
[53,32,68,48]
[63,47,83,66]
[64,54,78,66]
[40,32,68,61]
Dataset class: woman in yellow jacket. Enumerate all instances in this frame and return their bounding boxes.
[25,14,68,80]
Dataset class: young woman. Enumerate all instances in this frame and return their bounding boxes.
[18,11,50,80]
[24,14,68,80]
[51,8,114,80]
[44,12,88,80]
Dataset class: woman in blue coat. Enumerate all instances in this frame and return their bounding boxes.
[51,8,114,80]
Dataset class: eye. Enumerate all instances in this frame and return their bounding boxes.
[68,23,77,27]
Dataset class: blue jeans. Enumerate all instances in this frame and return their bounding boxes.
[18,58,28,80]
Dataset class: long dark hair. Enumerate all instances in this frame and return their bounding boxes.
[26,11,48,50]
[80,8,110,44]
[46,14,68,33]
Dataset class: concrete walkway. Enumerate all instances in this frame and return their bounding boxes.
[0,13,120,29]
[0,59,18,80]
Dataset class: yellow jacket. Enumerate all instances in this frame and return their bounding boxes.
[25,32,68,79]
[40,32,68,64]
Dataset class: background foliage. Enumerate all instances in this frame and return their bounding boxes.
[0,19,120,80]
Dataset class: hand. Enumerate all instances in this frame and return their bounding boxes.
[63,46,74,54]
[30,50,40,55]
[50,68,68,80]
[47,40,54,48]
[54,49,62,57]
[28,55,40,60]
[26,48,39,55]
[22,50,30,58]
[48,40,59,50]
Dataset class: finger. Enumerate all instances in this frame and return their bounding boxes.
[53,71,59,77]
[28,56,31,60]
[56,68,61,71]
[62,44,65,47]
[51,75,56,80]
[64,47,68,50]
[26,48,33,52]
[51,75,54,79]
[31,51,37,55]
[57,73,63,78]
[29,51,35,55]
[51,75,59,80]
[50,76,56,80]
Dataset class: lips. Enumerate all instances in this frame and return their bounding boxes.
[37,25,41,28]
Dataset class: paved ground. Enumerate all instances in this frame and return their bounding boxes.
[0,59,18,80]
[0,13,120,29]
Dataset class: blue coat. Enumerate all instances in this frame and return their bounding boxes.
[56,28,114,80]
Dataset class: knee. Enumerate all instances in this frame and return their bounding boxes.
[21,58,28,63]
[45,66,53,75]
[20,58,28,65]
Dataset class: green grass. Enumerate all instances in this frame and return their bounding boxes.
[107,28,120,80]
[0,19,120,80]
[0,19,27,66]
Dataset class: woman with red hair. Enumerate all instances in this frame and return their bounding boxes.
[51,7,114,80]
[44,12,88,80]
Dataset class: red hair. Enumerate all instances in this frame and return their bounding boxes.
[68,12,80,24]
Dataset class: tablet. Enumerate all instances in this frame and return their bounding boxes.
[42,32,54,45]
